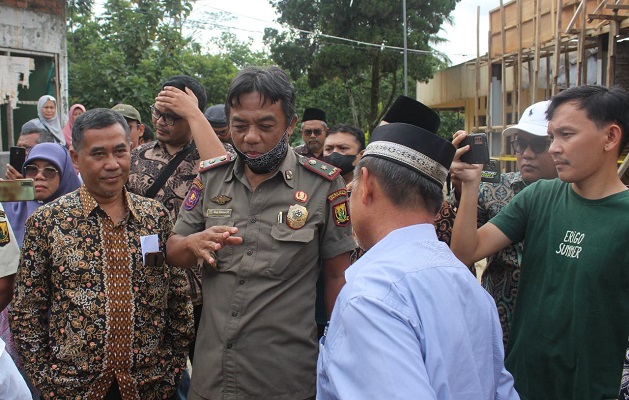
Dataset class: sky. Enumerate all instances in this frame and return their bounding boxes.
[189,0,502,66]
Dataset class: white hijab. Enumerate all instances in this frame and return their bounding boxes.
[34,95,65,146]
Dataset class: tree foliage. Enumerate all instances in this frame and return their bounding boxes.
[67,0,244,122]
[265,0,459,133]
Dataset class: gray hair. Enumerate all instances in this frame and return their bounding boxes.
[72,108,130,152]
[354,156,443,214]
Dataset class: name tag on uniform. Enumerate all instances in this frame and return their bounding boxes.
[206,209,232,218]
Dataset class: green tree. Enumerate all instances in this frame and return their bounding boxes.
[437,110,464,140]
[265,0,458,132]
[67,0,239,122]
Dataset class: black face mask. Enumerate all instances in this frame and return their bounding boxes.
[323,152,357,175]
[233,128,289,174]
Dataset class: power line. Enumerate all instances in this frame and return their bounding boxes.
[88,1,475,59]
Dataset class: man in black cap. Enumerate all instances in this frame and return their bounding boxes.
[317,120,517,398]
[294,107,327,159]
[204,104,232,145]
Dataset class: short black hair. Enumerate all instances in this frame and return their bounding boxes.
[328,124,366,151]
[19,126,55,144]
[355,156,443,214]
[547,85,629,154]
[72,108,130,152]
[141,124,154,142]
[162,75,208,112]
[226,66,296,127]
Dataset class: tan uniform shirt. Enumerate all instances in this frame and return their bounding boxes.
[174,150,355,400]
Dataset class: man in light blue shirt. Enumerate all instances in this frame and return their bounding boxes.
[317,118,518,399]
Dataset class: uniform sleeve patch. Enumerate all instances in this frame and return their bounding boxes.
[184,178,203,211]
[327,188,348,203]
[332,200,350,226]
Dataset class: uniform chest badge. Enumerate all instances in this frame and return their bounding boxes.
[287,204,308,229]
[294,190,308,203]
[211,194,232,205]
[333,201,350,226]
[184,178,203,211]
[0,220,10,247]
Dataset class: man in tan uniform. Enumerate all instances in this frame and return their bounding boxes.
[167,66,355,400]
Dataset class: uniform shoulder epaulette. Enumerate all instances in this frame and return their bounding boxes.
[199,153,233,172]
[301,157,341,181]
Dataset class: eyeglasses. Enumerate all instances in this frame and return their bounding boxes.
[511,138,551,154]
[24,165,59,180]
[303,129,324,137]
[150,105,181,126]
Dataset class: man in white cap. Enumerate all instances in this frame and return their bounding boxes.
[447,100,557,345]
[317,120,518,399]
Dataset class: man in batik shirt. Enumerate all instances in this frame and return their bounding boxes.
[11,108,193,399]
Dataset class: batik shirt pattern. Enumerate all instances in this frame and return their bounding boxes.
[128,139,234,305]
[476,172,526,345]
[10,186,193,399]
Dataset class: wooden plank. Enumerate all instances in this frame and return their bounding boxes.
[566,0,585,32]
[606,4,629,9]
[618,155,629,180]
[475,5,480,132]
[581,0,588,84]
[534,0,542,102]
[501,0,508,133]
[607,20,618,85]
[587,0,609,22]
[518,0,524,114]
[553,0,563,94]
[588,13,626,19]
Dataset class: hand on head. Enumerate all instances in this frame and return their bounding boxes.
[155,86,200,120]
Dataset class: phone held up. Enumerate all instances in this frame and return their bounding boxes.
[458,133,489,165]
[0,179,35,202]
[457,133,500,183]
[9,146,26,172]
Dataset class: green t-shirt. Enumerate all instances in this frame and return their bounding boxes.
[491,178,629,400]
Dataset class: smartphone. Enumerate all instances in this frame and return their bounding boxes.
[481,159,501,183]
[0,179,35,201]
[9,146,26,172]
[459,133,490,165]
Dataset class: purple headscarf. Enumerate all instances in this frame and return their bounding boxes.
[4,143,81,245]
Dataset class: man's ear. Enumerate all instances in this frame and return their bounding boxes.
[359,167,375,206]
[70,148,79,170]
[604,123,622,153]
[138,123,146,135]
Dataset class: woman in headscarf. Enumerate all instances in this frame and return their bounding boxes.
[0,142,81,396]
[26,95,65,146]
[4,143,81,244]
[62,103,85,149]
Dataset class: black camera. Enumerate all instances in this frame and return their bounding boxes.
[459,133,489,165]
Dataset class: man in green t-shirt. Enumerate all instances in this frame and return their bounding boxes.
[451,85,629,400]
